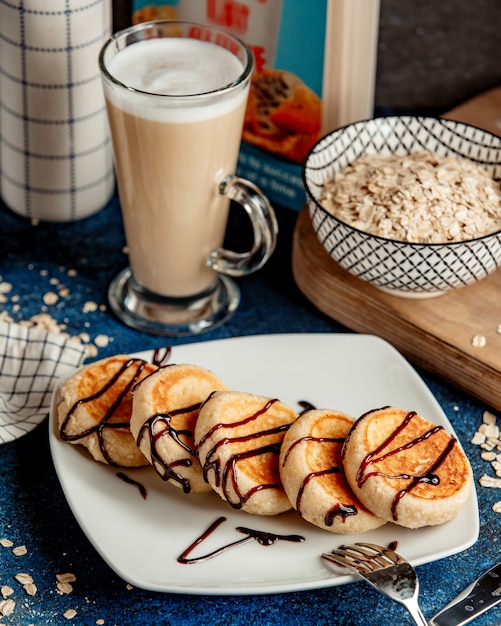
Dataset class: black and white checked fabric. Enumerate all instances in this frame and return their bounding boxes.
[0,0,114,221]
[0,321,86,444]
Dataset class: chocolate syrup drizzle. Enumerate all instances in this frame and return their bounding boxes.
[177,516,304,564]
[59,347,172,468]
[116,472,147,500]
[59,357,152,467]
[298,400,316,413]
[198,398,291,509]
[282,435,358,525]
[355,410,456,521]
[152,347,171,367]
[137,401,202,494]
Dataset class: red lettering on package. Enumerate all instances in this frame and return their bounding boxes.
[207,0,250,36]
[250,46,266,73]
[188,25,239,55]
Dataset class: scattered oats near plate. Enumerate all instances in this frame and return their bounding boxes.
[86,344,99,359]
[478,421,500,439]
[479,474,501,488]
[12,545,27,556]
[43,292,59,306]
[471,431,486,446]
[56,573,76,595]
[94,334,110,348]
[471,334,487,348]
[471,410,501,509]
[23,583,37,596]
[481,451,496,461]
[56,573,76,584]
[14,573,33,585]
[0,599,15,617]
[57,582,74,595]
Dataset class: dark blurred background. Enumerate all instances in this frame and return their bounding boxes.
[375,0,501,115]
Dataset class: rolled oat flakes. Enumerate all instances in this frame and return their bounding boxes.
[320,150,501,243]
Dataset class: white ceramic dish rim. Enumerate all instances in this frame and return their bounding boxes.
[49,333,479,595]
[302,115,501,247]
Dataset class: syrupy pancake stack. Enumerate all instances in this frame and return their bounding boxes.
[58,354,473,534]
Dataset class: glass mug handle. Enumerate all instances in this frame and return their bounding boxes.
[207,175,278,276]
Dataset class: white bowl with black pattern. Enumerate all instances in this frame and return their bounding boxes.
[303,116,501,298]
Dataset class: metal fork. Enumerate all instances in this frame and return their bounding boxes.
[322,542,428,626]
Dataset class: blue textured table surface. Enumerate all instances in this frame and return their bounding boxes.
[0,195,500,626]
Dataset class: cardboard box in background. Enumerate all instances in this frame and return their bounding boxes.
[131,0,380,210]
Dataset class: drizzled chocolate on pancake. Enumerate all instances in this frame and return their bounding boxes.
[281,433,357,525]
[137,401,202,493]
[59,357,152,466]
[348,408,457,522]
[197,396,291,510]
[130,363,228,494]
[279,408,385,533]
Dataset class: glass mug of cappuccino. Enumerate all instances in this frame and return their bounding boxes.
[99,20,277,335]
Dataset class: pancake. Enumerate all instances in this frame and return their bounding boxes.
[342,406,473,528]
[279,409,386,534]
[130,364,228,494]
[58,355,158,467]
[195,390,297,515]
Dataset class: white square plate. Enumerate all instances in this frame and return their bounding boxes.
[49,334,478,595]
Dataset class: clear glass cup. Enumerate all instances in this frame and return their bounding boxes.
[99,20,277,336]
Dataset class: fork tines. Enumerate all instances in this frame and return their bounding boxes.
[322,542,402,574]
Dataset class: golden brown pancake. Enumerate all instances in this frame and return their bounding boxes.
[279,409,386,533]
[342,406,473,528]
[130,364,228,493]
[58,355,158,467]
[195,390,297,515]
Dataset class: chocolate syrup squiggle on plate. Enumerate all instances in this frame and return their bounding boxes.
[116,471,147,499]
[177,516,304,564]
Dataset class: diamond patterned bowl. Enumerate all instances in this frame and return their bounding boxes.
[303,116,501,298]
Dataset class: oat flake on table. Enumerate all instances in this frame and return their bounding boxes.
[471,410,501,511]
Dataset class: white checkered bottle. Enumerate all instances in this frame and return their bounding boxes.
[0,0,115,221]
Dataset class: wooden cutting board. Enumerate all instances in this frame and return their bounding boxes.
[292,87,501,410]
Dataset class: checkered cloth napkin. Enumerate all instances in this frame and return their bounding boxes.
[0,321,86,444]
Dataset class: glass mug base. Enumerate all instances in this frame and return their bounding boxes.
[108,268,240,336]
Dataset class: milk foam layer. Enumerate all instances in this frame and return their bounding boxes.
[106,38,247,122]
